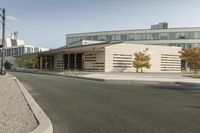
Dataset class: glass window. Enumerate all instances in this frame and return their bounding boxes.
[80,36,89,40]
[146,33,152,40]
[169,32,176,40]
[152,33,159,40]
[135,34,142,40]
[13,48,18,55]
[176,32,186,39]
[194,32,200,39]
[98,35,107,41]
[192,43,200,48]
[107,35,112,41]
[67,37,74,44]
[185,32,195,39]
[142,34,147,40]
[112,35,120,41]
[127,34,135,41]
[22,47,24,54]
[27,47,31,53]
[92,36,98,40]
[120,34,127,41]
[159,33,169,40]
[34,48,39,53]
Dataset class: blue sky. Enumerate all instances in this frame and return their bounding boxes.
[1,0,200,48]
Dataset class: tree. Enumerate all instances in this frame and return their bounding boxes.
[180,48,200,74]
[133,51,151,73]
[16,55,38,69]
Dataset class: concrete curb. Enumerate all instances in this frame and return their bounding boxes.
[9,74,53,133]
[66,76,200,86]
[9,69,200,85]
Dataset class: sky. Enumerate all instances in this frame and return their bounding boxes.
[1,0,200,48]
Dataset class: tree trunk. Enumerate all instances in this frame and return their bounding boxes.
[136,68,138,73]
[141,68,143,73]
[194,65,197,74]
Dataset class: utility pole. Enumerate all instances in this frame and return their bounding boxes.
[0,8,6,75]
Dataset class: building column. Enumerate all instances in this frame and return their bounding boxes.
[67,53,69,70]
[40,56,42,69]
[49,56,52,70]
[74,53,76,70]
[51,56,54,70]
[45,56,47,69]
[82,53,84,70]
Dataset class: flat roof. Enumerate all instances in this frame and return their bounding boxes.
[66,27,200,37]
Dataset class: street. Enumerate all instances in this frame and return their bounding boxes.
[10,72,200,133]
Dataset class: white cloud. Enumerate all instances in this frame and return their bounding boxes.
[6,16,19,21]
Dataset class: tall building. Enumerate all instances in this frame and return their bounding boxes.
[66,23,200,49]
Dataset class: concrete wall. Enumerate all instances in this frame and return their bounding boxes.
[105,43,181,72]
[84,51,105,72]
[53,54,63,70]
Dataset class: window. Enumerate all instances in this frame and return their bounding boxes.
[169,32,176,40]
[176,32,186,39]
[92,36,98,40]
[135,34,142,40]
[21,47,24,54]
[34,48,39,53]
[107,35,112,41]
[186,32,195,39]
[152,33,159,40]
[146,33,152,40]
[127,34,135,41]
[98,35,107,41]
[13,48,18,55]
[81,36,91,40]
[194,32,200,39]
[142,34,147,40]
[159,33,169,40]
[67,37,74,44]
[112,35,120,41]
[120,34,127,41]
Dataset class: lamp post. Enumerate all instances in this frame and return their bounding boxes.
[0,8,6,75]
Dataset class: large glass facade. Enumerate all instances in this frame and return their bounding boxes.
[66,31,200,48]
[5,46,40,57]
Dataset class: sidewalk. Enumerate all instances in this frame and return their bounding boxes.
[10,69,200,85]
[0,74,38,133]
[81,73,200,84]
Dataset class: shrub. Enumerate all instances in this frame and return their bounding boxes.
[5,61,12,69]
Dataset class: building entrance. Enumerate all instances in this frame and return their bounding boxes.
[63,53,83,70]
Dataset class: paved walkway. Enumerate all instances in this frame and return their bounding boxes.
[0,74,38,133]
[81,73,200,84]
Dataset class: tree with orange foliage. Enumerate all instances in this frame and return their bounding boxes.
[180,48,200,74]
[133,51,151,73]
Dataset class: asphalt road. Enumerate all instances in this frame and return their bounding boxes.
[10,72,200,133]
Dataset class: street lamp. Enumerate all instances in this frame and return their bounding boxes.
[0,8,6,75]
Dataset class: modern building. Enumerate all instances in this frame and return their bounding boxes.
[66,23,200,49]
[0,32,49,68]
[37,40,181,72]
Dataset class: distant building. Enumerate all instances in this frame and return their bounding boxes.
[0,33,49,68]
[151,22,168,30]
